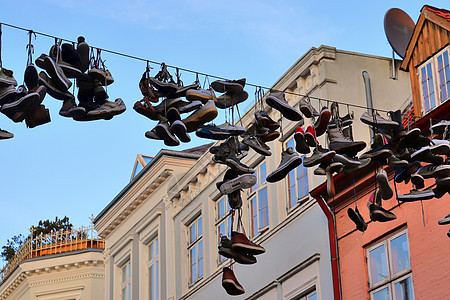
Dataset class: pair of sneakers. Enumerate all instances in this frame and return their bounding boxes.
[146,107,190,146]
[210,78,248,109]
[216,169,257,195]
[211,137,254,174]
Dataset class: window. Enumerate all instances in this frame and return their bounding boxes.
[121,261,131,300]
[148,237,159,300]
[248,161,269,237]
[216,195,232,264]
[188,215,203,284]
[418,46,450,114]
[366,230,414,300]
[286,138,309,210]
[291,289,317,300]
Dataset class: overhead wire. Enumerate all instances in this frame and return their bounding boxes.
[0,21,425,117]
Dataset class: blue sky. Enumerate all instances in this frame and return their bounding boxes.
[0,0,447,262]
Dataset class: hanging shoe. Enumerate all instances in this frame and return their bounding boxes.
[328,126,366,156]
[0,84,18,106]
[153,120,180,146]
[242,135,271,156]
[388,154,408,168]
[265,91,302,121]
[59,96,86,118]
[397,188,435,202]
[167,82,200,98]
[304,126,318,147]
[171,120,191,143]
[410,173,425,189]
[228,189,243,209]
[376,169,393,200]
[218,236,256,265]
[394,161,421,183]
[255,110,280,131]
[430,120,450,135]
[196,123,232,140]
[211,78,245,93]
[417,163,450,179]
[75,36,90,73]
[343,157,371,175]
[299,96,317,118]
[230,231,265,255]
[217,169,257,195]
[182,100,218,132]
[25,104,51,128]
[266,147,302,182]
[133,98,163,121]
[313,106,331,137]
[43,56,72,90]
[149,76,178,95]
[0,68,17,87]
[216,90,248,109]
[39,71,74,101]
[185,88,216,104]
[438,214,450,225]
[303,146,335,168]
[333,153,362,169]
[359,145,393,162]
[178,100,203,114]
[314,163,327,176]
[367,191,396,222]
[430,139,450,155]
[1,91,40,121]
[360,111,399,130]
[410,146,444,164]
[24,64,39,90]
[86,98,126,118]
[0,128,14,140]
[260,130,280,143]
[347,207,368,232]
[222,267,245,295]
[326,162,343,196]
[294,126,310,154]
[389,109,407,141]
[145,128,161,141]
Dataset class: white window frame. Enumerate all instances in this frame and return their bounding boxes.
[285,137,309,211]
[418,45,450,114]
[121,261,131,300]
[247,161,269,238]
[215,195,232,265]
[147,237,159,300]
[187,215,203,285]
[366,229,414,300]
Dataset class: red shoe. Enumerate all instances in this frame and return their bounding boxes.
[231,231,265,255]
[294,127,310,154]
[305,126,318,147]
[222,267,245,295]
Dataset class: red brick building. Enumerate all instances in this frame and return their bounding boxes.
[311,6,450,300]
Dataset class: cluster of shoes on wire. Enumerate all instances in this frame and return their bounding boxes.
[133,63,250,146]
[343,112,450,238]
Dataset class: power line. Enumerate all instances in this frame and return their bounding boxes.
[0,21,409,114]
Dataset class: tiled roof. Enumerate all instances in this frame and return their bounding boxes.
[423,5,450,22]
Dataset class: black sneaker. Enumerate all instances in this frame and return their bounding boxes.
[265,91,302,121]
[218,236,256,265]
[266,147,302,182]
[242,135,271,156]
[171,120,191,143]
[394,161,421,183]
[397,188,435,202]
[410,146,444,164]
[303,146,335,168]
[347,207,367,232]
[369,203,397,222]
[211,78,245,93]
[154,120,180,146]
[376,169,393,200]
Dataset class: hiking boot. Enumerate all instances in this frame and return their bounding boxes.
[304,126,318,147]
[211,78,245,93]
[438,214,450,225]
[1,91,40,121]
[154,120,180,146]
[388,154,408,168]
[313,106,331,137]
[303,146,335,167]
[394,161,421,183]
[417,163,450,178]
[347,207,367,232]
[376,169,393,200]
[343,157,371,174]
[218,236,256,264]
[178,100,202,114]
[222,267,245,295]
[397,188,435,202]
[185,88,216,103]
[410,173,425,189]
[242,135,271,156]
[24,64,39,90]
[171,120,191,143]
[299,96,317,118]
[328,126,366,156]
[255,110,280,131]
[410,146,444,164]
[360,111,399,130]
[59,97,86,118]
[218,171,257,195]
[0,84,18,106]
[294,126,310,154]
[39,71,74,101]
[25,104,51,128]
[266,147,303,182]
[230,231,265,255]
[43,56,72,90]
[133,99,162,121]
[0,128,14,139]
[0,68,17,87]
[228,189,243,209]
[216,90,248,109]
[265,91,302,121]
[430,120,450,135]
[182,100,218,132]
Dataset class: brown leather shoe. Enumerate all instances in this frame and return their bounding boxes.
[26,104,51,128]
[222,267,245,295]
[230,231,265,255]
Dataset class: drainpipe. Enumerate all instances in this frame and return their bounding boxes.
[314,196,342,300]
[362,71,374,141]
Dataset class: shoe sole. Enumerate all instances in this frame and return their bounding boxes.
[314,110,331,137]
[376,171,393,200]
[1,93,40,116]
[410,175,425,189]
[185,90,214,103]
[183,106,218,133]
[219,174,257,195]
[24,64,39,90]
[347,208,367,232]
[370,210,397,222]
[330,141,366,155]
[294,132,310,154]
[154,124,180,146]
[397,191,435,202]
[44,56,71,90]
[300,104,313,118]
[266,156,302,182]
[304,132,317,147]
[216,91,248,109]
[231,242,265,255]
[171,120,191,143]
[438,216,450,225]
[39,73,73,101]
[430,143,450,155]
[222,279,245,295]
[265,96,302,121]
[261,131,280,143]
[211,81,243,94]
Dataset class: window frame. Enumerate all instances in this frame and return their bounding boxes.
[147,237,159,300]
[121,261,132,300]
[417,45,450,114]
[247,161,269,238]
[366,229,414,300]
[187,215,203,285]
[215,195,232,265]
[285,137,309,212]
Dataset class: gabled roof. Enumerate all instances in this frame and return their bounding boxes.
[401,5,450,70]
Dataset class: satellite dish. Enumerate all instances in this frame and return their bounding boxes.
[384,8,415,58]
